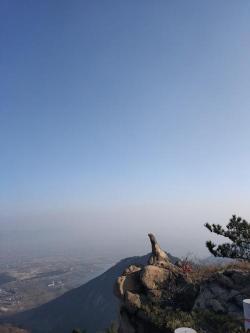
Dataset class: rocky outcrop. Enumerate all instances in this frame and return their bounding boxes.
[114,234,250,333]
[193,269,250,316]
[148,233,172,269]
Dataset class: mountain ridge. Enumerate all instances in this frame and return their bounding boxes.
[2,253,178,333]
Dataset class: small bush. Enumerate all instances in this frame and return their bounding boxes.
[141,304,245,333]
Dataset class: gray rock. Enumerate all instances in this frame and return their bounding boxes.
[140,265,172,290]
[114,265,142,300]
[124,291,141,313]
[207,299,226,313]
[148,233,176,270]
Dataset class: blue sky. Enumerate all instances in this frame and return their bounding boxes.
[1,1,250,257]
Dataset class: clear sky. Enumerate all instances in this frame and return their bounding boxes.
[1,1,250,259]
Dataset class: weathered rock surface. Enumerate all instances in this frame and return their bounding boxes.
[140,265,173,290]
[148,233,177,271]
[124,291,141,313]
[114,265,142,300]
[193,270,250,316]
[115,234,250,333]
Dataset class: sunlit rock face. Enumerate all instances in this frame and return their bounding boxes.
[114,234,250,333]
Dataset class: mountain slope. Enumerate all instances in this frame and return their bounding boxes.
[5,254,178,333]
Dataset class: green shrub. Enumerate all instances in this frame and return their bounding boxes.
[141,304,244,333]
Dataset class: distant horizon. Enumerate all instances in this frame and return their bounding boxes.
[1,1,250,261]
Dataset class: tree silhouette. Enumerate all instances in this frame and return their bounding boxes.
[205,215,250,261]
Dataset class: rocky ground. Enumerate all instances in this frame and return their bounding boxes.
[115,234,250,333]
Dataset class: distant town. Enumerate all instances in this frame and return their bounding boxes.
[0,256,111,316]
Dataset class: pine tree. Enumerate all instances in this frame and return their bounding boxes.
[205,215,250,261]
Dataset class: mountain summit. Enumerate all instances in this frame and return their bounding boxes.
[115,234,250,333]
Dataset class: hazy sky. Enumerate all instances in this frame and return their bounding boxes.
[1,1,250,259]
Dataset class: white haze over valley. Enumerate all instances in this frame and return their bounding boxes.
[1,198,249,262]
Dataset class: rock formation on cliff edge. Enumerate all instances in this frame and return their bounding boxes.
[114,234,250,333]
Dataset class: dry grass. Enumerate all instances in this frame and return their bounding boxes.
[142,305,245,333]
[186,260,250,283]
[226,260,250,271]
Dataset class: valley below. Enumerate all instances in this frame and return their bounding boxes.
[0,255,112,317]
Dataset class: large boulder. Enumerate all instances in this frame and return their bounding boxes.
[140,265,173,290]
[114,265,142,300]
